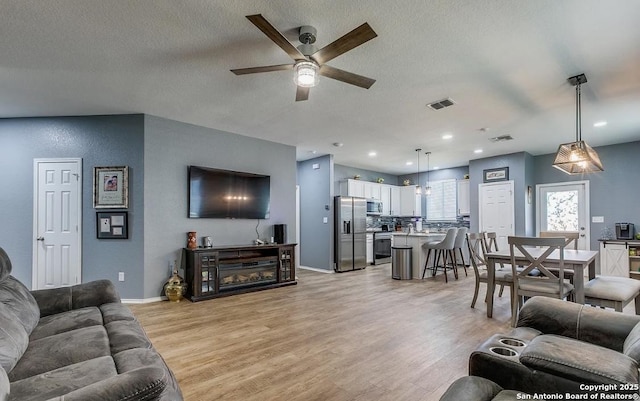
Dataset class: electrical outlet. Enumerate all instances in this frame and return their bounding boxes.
[118,272,125,282]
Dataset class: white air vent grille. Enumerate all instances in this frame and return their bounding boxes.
[427,98,456,110]
[489,135,514,142]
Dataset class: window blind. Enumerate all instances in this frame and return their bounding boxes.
[426,179,457,221]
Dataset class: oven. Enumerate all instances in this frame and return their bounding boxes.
[373,231,392,264]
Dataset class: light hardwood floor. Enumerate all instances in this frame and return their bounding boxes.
[129,264,517,401]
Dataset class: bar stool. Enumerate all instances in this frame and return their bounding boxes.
[421,227,458,282]
[453,227,468,277]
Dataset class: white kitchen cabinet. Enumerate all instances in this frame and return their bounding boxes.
[380,185,391,216]
[457,180,470,216]
[364,181,381,200]
[366,233,373,264]
[600,242,629,277]
[340,179,365,197]
[399,186,422,216]
[389,186,401,216]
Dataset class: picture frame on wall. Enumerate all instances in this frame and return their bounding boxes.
[483,167,509,183]
[93,166,128,208]
[96,211,128,239]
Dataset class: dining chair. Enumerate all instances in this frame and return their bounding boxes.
[508,236,574,327]
[483,232,508,297]
[421,227,458,282]
[453,227,469,278]
[467,232,514,310]
[539,231,579,250]
[583,275,640,314]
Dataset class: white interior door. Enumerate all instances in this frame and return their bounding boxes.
[479,181,515,251]
[33,158,82,289]
[536,181,590,250]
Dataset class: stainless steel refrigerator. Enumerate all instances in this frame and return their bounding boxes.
[334,196,368,272]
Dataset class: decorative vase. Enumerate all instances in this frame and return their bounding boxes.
[164,270,187,302]
[376,178,384,183]
[187,231,197,249]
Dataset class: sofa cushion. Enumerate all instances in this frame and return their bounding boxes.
[0,248,11,282]
[100,302,136,324]
[0,303,28,373]
[520,334,638,384]
[9,326,110,381]
[0,276,39,334]
[29,306,103,341]
[0,366,8,401]
[623,321,640,362]
[9,356,117,401]
[106,320,152,355]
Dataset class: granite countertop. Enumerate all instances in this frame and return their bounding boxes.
[390,232,445,237]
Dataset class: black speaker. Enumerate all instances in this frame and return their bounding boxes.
[273,224,287,244]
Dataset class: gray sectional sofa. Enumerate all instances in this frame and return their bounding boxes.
[0,247,183,401]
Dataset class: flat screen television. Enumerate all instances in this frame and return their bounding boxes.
[188,165,270,219]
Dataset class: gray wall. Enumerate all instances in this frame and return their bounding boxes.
[143,115,297,298]
[533,140,640,251]
[297,155,334,270]
[334,164,399,194]
[0,115,145,297]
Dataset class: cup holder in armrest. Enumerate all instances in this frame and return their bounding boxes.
[499,338,526,347]
[489,347,518,357]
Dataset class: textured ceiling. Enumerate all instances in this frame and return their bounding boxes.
[2,0,640,174]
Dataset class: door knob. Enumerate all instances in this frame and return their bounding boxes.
[36,236,44,242]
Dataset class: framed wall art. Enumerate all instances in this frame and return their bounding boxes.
[483,167,509,183]
[93,166,128,208]
[96,211,128,239]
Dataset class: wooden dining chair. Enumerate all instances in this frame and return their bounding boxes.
[539,231,579,250]
[467,232,514,311]
[508,236,574,326]
[483,232,508,296]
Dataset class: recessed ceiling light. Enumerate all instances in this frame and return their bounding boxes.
[406,161,413,166]
[442,134,453,140]
[433,166,440,170]
[593,121,607,127]
[368,151,377,157]
[474,149,483,154]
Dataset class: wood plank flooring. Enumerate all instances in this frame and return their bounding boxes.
[128,264,517,401]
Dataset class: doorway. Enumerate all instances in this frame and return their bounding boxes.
[479,181,515,251]
[536,181,590,250]
[32,158,82,289]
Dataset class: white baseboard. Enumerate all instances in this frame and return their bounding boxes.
[299,265,334,274]
[121,297,164,304]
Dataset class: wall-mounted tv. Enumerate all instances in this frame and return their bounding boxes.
[188,165,270,219]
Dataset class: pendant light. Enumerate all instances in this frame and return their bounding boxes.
[415,149,422,195]
[552,73,604,174]
[424,151,432,196]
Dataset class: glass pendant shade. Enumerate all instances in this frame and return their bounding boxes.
[415,148,422,194]
[552,74,604,175]
[294,61,319,88]
[552,140,604,174]
[424,185,432,196]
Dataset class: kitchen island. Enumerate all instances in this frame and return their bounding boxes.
[391,232,445,279]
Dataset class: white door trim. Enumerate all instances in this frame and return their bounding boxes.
[535,180,590,250]
[478,180,515,251]
[32,158,83,289]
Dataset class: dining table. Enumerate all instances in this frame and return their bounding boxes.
[484,248,599,318]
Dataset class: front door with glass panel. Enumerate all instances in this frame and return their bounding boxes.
[536,181,590,250]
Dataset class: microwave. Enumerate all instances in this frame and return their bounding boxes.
[366,199,383,215]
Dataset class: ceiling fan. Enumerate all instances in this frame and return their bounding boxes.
[231,14,377,101]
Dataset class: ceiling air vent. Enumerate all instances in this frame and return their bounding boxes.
[427,98,456,111]
[489,135,514,142]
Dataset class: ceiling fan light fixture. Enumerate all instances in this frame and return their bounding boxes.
[294,60,319,88]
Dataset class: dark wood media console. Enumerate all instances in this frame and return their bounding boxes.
[183,244,296,302]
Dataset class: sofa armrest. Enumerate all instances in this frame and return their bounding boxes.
[44,366,182,401]
[520,334,639,385]
[517,297,640,352]
[31,280,121,317]
[440,376,505,401]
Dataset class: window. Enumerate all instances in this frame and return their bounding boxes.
[426,179,457,221]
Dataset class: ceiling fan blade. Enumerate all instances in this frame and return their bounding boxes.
[311,23,377,65]
[231,64,293,75]
[246,14,307,62]
[295,86,310,101]
[319,65,375,89]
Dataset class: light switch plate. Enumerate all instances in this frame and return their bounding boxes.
[592,216,604,223]
[323,217,328,223]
